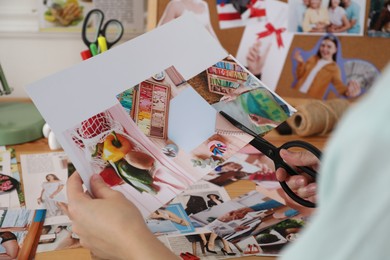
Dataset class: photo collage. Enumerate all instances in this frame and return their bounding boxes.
[22,1,389,257]
[60,54,295,219]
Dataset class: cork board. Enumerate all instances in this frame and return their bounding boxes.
[148,0,390,98]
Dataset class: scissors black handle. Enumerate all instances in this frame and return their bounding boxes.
[82,9,124,52]
[277,140,321,208]
[249,137,321,208]
[101,19,124,49]
[82,9,104,47]
[219,111,322,208]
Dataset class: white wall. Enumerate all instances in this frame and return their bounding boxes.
[0,34,85,98]
[0,31,138,99]
[0,0,146,99]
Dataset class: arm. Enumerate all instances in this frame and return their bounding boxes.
[0,240,19,259]
[346,6,360,30]
[0,227,27,232]
[37,188,44,204]
[157,1,180,26]
[331,66,360,97]
[49,183,64,199]
[348,18,357,29]
[322,9,330,26]
[165,211,189,226]
[302,11,312,32]
[294,50,307,79]
[329,14,351,32]
[62,172,178,260]
[246,40,271,77]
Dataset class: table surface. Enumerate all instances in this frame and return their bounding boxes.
[8,128,328,260]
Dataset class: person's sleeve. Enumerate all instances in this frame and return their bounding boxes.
[280,65,390,260]
[323,9,330,25]
[296,56,315,80]
[296,59,306,79]
[302,11,312,32]
[331,66,348,96]
[351,4,360,20]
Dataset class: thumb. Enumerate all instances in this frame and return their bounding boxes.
[90,174,115,199]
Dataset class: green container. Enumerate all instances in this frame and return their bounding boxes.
[0,102,45,145]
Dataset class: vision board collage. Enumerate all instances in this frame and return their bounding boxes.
[145,0,389,259]
[19,0,388,259]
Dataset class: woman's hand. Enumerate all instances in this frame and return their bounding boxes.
[246,40,271,76]
[37,197,43,204]
[346,80,361,98]
[293,50,304,63]
[276,149,320,203]
[61,172,177,260]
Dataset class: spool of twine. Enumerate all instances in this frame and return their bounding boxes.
[287,98,350,136]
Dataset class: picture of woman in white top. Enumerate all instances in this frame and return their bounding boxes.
[37,173,66,217]
[327,0,351,33]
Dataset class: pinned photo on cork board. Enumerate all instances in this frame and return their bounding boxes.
[236,0,294,91]
[367,0,390,37]
[147,0,245,56]
[214,0,267,29]
[287,0,367,35]
[276,34,383,101]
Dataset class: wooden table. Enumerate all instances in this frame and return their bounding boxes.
[9,129,328,260]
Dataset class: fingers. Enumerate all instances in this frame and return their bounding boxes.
[293,50,303,62]
[275,167,288,182]
[280,149,319,167]
[90,174,117,199]
[247,41,261,61]
[346,81,361,97]
[276,166,317,201]
[58,202,69,216]
[286,175,308,190]
[67,172,89,202]
[297,182,317,199]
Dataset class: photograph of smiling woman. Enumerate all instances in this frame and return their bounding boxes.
[291,34,361,100]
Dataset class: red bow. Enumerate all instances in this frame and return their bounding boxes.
[246,0,266,18]
[256,23,286,48]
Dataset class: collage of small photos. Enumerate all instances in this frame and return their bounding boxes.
[13,60,299,260]
[214,0,384,100]
[59,49,304,259]
[13,51,301,258]
[157,0,388,103]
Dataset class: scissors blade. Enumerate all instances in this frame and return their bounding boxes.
[219,111,277,157]
[219,111,257,137]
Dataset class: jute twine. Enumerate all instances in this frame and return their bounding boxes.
[287,98,350,136]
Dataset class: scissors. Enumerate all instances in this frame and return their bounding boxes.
[81,9,124,56]
[219,111,321,208]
